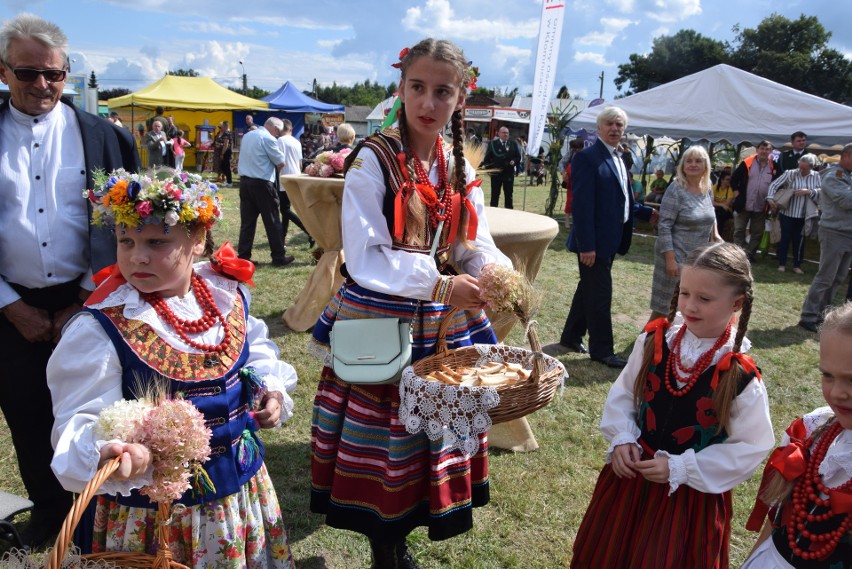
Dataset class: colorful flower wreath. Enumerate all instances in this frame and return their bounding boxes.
[391,46,480,90]
[86,169,222,229]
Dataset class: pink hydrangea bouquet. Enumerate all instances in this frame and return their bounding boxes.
[304,148,352,177]
[478,264,539,320]
[95,397,213,503]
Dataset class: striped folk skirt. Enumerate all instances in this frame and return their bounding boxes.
[571,463,731,569]
[309,282,496,541]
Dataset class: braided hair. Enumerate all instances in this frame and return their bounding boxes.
[634,242,754,432]
[395,38,473,248]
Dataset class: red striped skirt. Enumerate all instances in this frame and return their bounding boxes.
[571,464,731,568]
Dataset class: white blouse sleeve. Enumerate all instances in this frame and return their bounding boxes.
[341,148,511,299]
[663,376,775,494]
[48,312,151,495]
[600,335,647,457]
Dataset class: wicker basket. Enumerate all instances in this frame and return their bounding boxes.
[412,308,565,424]
[46,456,190,569]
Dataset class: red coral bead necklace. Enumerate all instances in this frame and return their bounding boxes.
[142,272,231,353]
[409,136,453,229]
[786,421,852,561]
[664,323,732,396]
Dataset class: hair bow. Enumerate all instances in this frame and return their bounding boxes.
[391,47,410,69]
[710,351,760,390]
[643,317,670,365]
[210,242,255,286]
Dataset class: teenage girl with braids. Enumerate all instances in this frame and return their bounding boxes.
[308,38,511,569]
[742,302,852,568]
[571,242,774,568]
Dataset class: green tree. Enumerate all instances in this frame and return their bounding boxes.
[614,29,728,94]
[167,68,200,77]
[99,87,131,100]
[88,71,98,89]
[228,85,270,99]
[730,14,852,103]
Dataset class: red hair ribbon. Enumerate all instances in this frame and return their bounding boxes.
[394,153,414,240]
[391,47,410,69]
[766,417,809,481]
[85,264,127,306]
[211,242,255,286]
[745,417,808,531]
[710,351,761,390]
[643,317,670,365]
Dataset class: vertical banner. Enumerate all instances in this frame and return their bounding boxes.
[526,0,566,155]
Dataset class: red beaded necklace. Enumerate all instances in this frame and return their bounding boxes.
[786,421,852,561]
[409,136,453,229]
[664,323,732,396]
[141,272,231,353]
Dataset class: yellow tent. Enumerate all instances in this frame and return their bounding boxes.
[108,75,268,111]
[108,76,269,170]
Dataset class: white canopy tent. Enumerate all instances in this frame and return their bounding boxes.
[569,64,852,147]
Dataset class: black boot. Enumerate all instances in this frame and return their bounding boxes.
[396,539,422,569]
[369,538,398,569]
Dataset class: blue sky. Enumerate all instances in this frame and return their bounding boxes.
[1,0,849,103]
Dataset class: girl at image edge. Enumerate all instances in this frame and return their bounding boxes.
[742,301,852,568]
[571,241,774,568]
[47,171,297,568]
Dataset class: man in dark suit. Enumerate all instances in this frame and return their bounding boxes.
[776,131,808,173]
[483,125,522,208]
[0,12,138,547]
[545,106,655,368]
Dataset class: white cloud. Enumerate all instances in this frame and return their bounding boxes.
[181,22,257,36]
[317,39,344,50]
[402,0,538,40]
[650,25,669,38]
[574,51,612,66]
[605,0,635,12]
[575,17,634,47]
[646,0,701,23]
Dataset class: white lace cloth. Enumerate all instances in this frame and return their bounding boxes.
[399,344,567,457]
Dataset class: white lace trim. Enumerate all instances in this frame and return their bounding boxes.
[664,313,751,385]
[605,433,641,464]
[659,451,686,495]
[780,407,852,487]
[87,263,241,352]
[399,344,567,457]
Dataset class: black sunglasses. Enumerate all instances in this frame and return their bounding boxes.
[6,66,67,82]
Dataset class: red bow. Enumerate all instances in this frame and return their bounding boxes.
[211,242,255,286]
[745,418,809,531]
[710,351,761,390]
[391,47,410,69]
[85,264,127,306]
[643,318,670,365]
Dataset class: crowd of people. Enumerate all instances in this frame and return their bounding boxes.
[1,10,852,569]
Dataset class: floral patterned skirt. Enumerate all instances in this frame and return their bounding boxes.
[91,464,295,568]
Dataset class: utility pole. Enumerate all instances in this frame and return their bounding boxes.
[598,71,604,99]
[239,61,247,94]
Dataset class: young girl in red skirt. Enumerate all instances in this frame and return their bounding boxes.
[742,301,852,568]
[571,242,775,568]
[308,39,512,569]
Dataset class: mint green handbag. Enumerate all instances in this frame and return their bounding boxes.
[330,317,413,385]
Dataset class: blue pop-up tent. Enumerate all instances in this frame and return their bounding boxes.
[233,82,344,140]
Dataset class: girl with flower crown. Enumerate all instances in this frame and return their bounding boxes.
[47,169,297,568]
[308,39,512,569]
[742,301,852,569]
[571,242,774,568]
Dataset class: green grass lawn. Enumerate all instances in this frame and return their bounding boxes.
[0,175,838,567]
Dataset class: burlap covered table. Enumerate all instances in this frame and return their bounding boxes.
[484,206,560,452]
[280,175,345,332]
